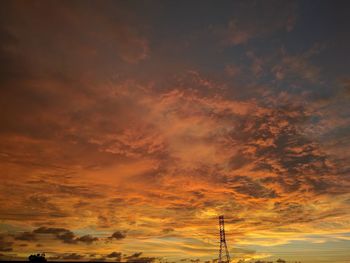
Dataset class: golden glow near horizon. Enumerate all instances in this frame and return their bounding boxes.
[0,1,350,262]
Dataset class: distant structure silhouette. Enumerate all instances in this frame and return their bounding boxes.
[28,253,47,263]
[218,215,230,263]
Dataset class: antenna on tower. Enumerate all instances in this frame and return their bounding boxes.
[218,215,230,263]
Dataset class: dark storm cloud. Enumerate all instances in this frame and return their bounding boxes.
[47,251,155,263]
[109,231,126,240]
[33,227,98,244]
[76,234,99,244]
[34,227,76,244]
[107,251,122,260]
[33,227,70,235]
[125,252,143,259]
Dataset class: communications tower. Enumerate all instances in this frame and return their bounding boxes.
[218,215,230,263]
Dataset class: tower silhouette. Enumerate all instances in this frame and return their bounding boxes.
[218,215,230,263]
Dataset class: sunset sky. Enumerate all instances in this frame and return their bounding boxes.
[1,1,350,262]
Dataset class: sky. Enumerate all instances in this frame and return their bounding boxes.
[0,0,350,262]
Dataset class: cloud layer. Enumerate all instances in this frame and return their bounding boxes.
[0,1,350,262]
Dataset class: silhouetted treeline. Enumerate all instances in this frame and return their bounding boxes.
[28,253,47,263]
